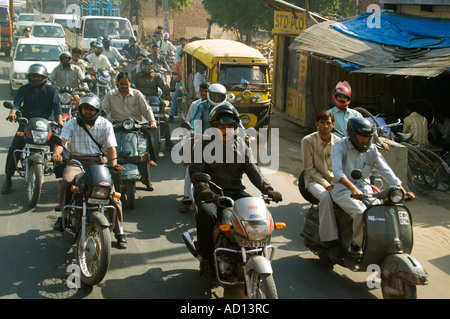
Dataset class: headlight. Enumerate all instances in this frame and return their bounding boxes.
[151,106,160,113]
[12,72,27,80]
[388,188,404,203]
[241,220,270,241]
[90,186,110,199]
[60,93,72,104]
[251,94,261,103]
[242,90,252,100]
[240,115,250,126]
[235,94,242,102]
[122,119,135,130]
[227,93,235,102]
[31,130,50,144]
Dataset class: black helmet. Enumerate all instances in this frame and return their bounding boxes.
[347,117,376,152]
[209,101,240,129]
[78,93,101,125]
[140,58,153,73]
[102,37,111,47]
[207,83,227,107]
[27,64,48,88]
[59,51,72,67]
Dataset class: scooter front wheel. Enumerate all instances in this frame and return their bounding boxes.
[76,221,111,286]
[381,274,417,299]
[27,162,43,208]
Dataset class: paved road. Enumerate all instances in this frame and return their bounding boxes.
[0,55,448,301]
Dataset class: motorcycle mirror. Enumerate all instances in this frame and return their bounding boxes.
[180,122,192,130]
[191,173,211,183]
[50,135,65,146]
[3,101,16,110]
[351,169,363,180]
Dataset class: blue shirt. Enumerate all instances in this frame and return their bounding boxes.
[14,83,62,121]
[329,106,362,138]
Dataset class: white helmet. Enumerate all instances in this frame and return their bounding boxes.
[207,83,227,107]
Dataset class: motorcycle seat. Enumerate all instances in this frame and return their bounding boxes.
[298,171,319,205]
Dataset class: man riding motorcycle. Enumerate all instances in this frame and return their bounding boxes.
[102,37,127,67]
[86,41,116,74]
[49,51,88,90]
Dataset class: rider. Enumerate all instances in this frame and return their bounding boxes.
[330,117,415,258]
[147,44,171,73]
[131,58,175,150]
[301,110,342,264]
[122,36,143,61]
[49,51,88,89]
[85,41,116,74]
[160,32,176,56]
[51,93,128,249]
[2,64,63,194]
[189,83,227,132]
[102,37,127,67]
[102,72,158,191]
[189,103,283,282]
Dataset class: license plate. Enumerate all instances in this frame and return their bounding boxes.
[240,240,267,248]
[88,198,109,205]
[26,144,50,152]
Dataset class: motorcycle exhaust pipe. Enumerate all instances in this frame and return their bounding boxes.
[182,232,198,258]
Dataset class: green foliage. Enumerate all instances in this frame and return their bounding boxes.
[290,0,354,17]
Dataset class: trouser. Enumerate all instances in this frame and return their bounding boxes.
[59,156,124,234]
[195,190,250,261]
[170,90,182,117]
[5,132,25,177]
[307,182,338,242]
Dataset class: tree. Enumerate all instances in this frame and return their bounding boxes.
[290,0,354,17]
[202,0,273,44]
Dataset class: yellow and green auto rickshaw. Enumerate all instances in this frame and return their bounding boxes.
[181,39,272,129]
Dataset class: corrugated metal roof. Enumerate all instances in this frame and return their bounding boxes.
[289,21,450,77]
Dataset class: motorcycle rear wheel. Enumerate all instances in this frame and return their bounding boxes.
[27,162,43,208]
[76,221,111,286]
[248,271,278,299]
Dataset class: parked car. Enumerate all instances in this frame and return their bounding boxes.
[10,37,64,94]
[15,13,37,35]
[30,22,68,49]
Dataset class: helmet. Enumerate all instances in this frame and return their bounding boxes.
[209,101,240,129]
[77,93,101,125]
[347,117,376,152]
[129,36,137,43]
[332,81,351,109]
[27,64,48,88]
[102,37,111,47]
[140,58,153,74]
[93,41,103,55]
[59,51,72,67]
[207,83,227,107]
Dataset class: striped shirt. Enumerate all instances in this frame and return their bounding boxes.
[61,116,117,156]
[402,112,429,145]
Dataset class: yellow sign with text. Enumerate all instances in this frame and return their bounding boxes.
[273,11,307,34]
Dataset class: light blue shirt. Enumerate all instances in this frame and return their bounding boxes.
[330,138,402,197]
[329,106,363,138]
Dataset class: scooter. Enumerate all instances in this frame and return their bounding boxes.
[112,118,150,209]
[4,101,57,208]
[182,173,286,299]
[147,95,167,156]
[299,169,428,299]
[51,134,121,286]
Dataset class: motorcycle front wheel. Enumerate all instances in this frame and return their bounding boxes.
[76,221,111,286]
[381,274,417,299]
[248,271,278,299]
[27,162,43,208]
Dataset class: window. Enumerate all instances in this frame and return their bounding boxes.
[218,65,266,84]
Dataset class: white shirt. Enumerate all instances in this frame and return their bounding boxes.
[86,53,113,72]
[103,47,125,65]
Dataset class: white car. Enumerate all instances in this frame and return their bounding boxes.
[10,37,64,94]
[15,13,37,35]
[30,22,68,49]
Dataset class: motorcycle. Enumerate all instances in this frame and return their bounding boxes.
[57,86,85,122]
[113,118,150,209]
[147,95,167,157]
[51,134,121,286]
[86,67,114,99]
[182,173,286,299]
[299,169,429,299]
[4,101,57,208]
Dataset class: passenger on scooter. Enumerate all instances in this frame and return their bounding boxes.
[330,117,415,258]
[102,72,158,191]
[51,93,128,249]
[301,110,342,264]
[189,103,283,282]
[2,64,63,194]
[131,58,175,150]
[71,47,87,74]
[49,51,88,90]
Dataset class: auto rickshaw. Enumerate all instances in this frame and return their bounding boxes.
[180,39,272,130]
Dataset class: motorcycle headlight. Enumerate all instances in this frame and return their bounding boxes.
[60,93,72,104]
[90,186,110,200]
[388,188,404,203]
[241,220,269,241]
[151,106,160,113]
[31,130,50,144]
[122,119,135,130]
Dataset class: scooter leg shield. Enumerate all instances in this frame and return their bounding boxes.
[382,254,428,286]
[244,255,273,275]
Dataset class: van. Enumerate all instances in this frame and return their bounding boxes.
[0,5,12,56]
[49,13,77,31]
[181,39,272,130]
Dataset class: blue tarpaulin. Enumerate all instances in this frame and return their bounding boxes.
[332,12,450,49]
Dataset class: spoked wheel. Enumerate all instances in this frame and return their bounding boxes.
[125,181,135,209]
[248,271,278,299]
[76,222,111,286]
[381,274,417,299]
[27,162,43,208]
